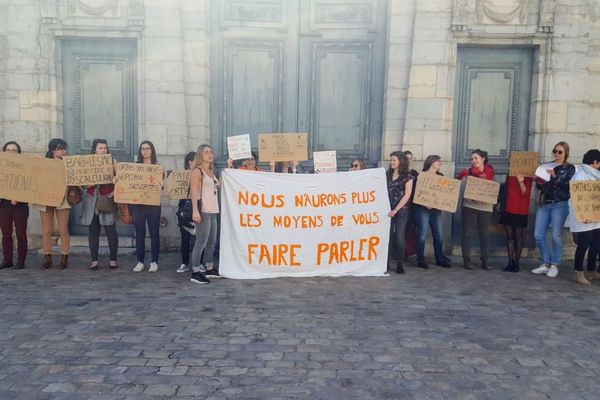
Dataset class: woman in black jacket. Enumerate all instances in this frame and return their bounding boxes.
[531,141,575,278]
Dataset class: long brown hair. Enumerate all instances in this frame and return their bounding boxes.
[194,144,213,170]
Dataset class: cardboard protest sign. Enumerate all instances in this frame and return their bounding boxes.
[509,151,539,177]
[313,150,337,173]
[413,174,461,213]
[63,154,114,186]
[220,168,390,279]
[114,162,164,206]
[0,153,67,207]
[570,180,600,222]
[258,133,308,162]
[166,170,191,200]
[227,134,252,160]
[463,176,500,204]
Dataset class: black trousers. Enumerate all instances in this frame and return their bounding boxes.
[574,228,600,272]
[89,214,118,261]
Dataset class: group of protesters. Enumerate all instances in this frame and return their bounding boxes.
[379,143,600,286]
[1,138,599,286]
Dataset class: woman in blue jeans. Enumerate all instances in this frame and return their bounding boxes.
[414,155,452,269]
[131,140,163,273]
[189,144,221,284]
[532,141,575,278]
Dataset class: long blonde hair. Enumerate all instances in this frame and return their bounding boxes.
[194,144,213,170]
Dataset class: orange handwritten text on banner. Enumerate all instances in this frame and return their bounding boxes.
[316,236,380,265]
[238,191,285,208]
[248,244,302,266]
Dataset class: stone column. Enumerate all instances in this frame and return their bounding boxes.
[141,0,188,168]
[381,0,417,160]
[401,0,454,162]
[180,0,211,156]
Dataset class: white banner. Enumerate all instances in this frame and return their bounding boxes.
[220,168,391,279]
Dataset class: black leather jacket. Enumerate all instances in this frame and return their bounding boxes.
[536,163,576,203]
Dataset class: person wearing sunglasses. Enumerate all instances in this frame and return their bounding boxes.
[239,151,261,171]
[531,141,576,278]
[349,159,366,171]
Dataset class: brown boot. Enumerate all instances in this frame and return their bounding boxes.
[60,254,69,270]
[41,254,52,270]
[574,271,591,286]
[584,270,600,281]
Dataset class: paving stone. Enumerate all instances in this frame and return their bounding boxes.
[1,254,600,399]
[144,384,178,396]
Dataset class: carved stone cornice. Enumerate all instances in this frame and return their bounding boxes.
[69,0,119,16]
[476,0,527,24]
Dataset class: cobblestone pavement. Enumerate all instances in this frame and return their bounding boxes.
[1,253,600,400]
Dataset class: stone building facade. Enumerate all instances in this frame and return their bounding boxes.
[0,0,598,251]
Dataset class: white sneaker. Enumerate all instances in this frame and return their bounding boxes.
[546,265,558,278]
[149,262,158,273]
[133,262,144,272]
[532,264,550,274]
[177,264,190,273]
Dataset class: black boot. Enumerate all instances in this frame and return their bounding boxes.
[41,254,52,270]
[397,261,405,274]
[60,254,69,270]
[387,258,397,273]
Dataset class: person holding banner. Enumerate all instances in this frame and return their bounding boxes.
[271,161,298,174]
[457,149,495,270]
[499,172,533,273]
[349,159,366,171]
[176,151,197,273]
[131,141,163,273]
[81,139,119,270]
[239,152,261,171]
[189,144,221,284]
[38,138,71,270]
[568,149,600,285]
[0,141,29,269]
[413,155,452,269]
[531,142,576,278]
[386,151,414,274]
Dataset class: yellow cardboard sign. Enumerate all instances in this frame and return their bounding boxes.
[114,162,164,206]
[0,153,67,207]
[464,176,500,204]
[258,133,308,162]
[413,174,461,213]
[509,151,539,177]
[166,170,191,200]
[570,180,600,222]
[63,154,114,186]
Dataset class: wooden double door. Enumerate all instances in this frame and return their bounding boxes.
[62,38,137,235]
[210,0,387,169]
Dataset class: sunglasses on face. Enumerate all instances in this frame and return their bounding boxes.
[553,149,564,155]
